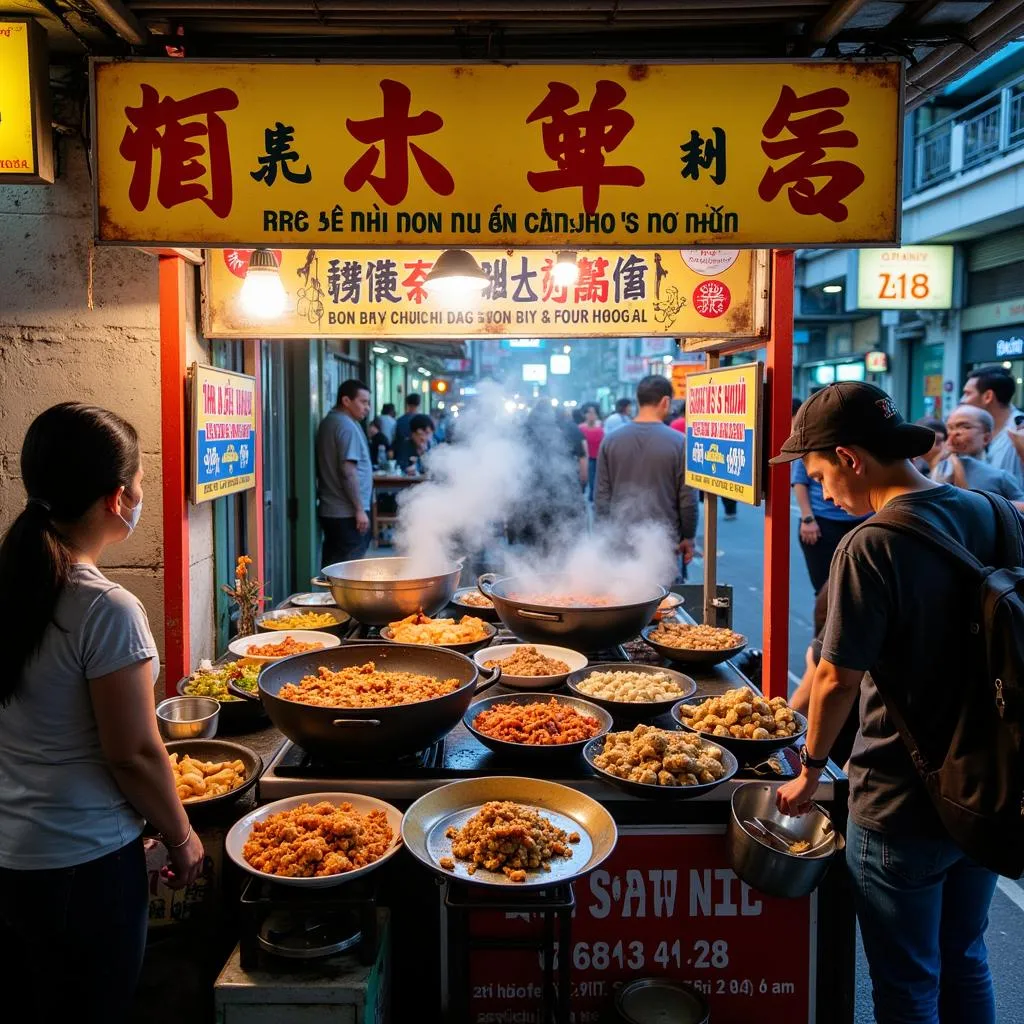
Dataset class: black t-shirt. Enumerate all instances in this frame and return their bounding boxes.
[822,485,1024,836]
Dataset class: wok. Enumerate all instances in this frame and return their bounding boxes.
[478,573,665,651]
[247,642,500,762]
[314,556,462,625]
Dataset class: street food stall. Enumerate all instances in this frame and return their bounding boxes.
[83,46,910,1024]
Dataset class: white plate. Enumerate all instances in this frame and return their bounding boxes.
[473,643,588,690]
[290,592,338,607]
[227,629,341,664]
[226,792,404,888]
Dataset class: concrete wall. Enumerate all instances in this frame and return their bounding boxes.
[0,128,215,688]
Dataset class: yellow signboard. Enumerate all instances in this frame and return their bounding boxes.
[190,364,258,504]
[93,60,901,249]
[0,19,54,183]
[684,362,763,506]
[204,247,767,339]
[856,245,954,310]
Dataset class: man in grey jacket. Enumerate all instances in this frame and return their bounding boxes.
[595,375,699,577]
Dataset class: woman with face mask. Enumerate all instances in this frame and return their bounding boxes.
[0,404,204,1024]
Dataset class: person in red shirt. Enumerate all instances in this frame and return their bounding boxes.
[669,400,686,435]
[578,404,605,502]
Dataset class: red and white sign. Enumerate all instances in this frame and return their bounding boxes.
[222,248,283,279]
[464,827,816,1024]
[682,249,740,276]
[694,280,732,318]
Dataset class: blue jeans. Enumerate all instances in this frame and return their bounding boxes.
[0,837,148,1023]
[587,457,598,501]
[846,818,997,1024]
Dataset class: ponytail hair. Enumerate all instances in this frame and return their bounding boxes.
[0,404,140,704]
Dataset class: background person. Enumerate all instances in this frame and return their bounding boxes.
[603,397,633,435]
[393,413,434,475]
[0,403,204,1024]
[392,392,422,452]
[378,402,397,445]
[367,417,389,467]
[934,405,1024,506]
[316,379,373,566]
[961,365,1024,486]
[577,404,605,502]
[596,375,698,580]
[913,416,948,477]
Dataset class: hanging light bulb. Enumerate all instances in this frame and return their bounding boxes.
[423,249,489,305]
[552,251,579,288]
[239,249,287,318]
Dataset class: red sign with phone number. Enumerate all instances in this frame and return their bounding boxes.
[465,827,816,1024]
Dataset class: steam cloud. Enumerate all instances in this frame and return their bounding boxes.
[394,383,680,600]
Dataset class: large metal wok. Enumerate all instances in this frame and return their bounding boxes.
[477,573,666,651]
[251,642,499,762]
[314,556,462,625]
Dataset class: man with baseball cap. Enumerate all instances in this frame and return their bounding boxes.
[772,382,1022,1024]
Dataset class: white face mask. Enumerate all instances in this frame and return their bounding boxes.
[119,496,143,535]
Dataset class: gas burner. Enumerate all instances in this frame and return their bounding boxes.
[258,908,362,960]
[273,739,444,778]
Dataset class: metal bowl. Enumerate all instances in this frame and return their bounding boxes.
[672,695,807,762]
[473,643,588,691]
[449,587,500,622]
[464,692,612,759]
[226,792,405,889]
[314,556,463,625]
[650,593,686,623]
[156,696,220,740]
[164,739,262,811]
[379,619,497,656]
[640,624,748,667]
[176,669,267,732]
[615,979,710,1024]
[727,783,845,898]
[566,663,697,719]
[402,776,617,889]
[583,735,739,800]
[257,607,351,638]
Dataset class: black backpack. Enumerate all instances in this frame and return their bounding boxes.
[868,491,1024,878]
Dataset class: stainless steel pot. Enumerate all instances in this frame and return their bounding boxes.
[314,556,462,625]
[478,573,665,651]
[727,782,845,899]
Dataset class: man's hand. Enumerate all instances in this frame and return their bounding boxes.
[356,509,370,534]
[799,519,821,545]
[948,453,968,489]
[677,538,695,564]
[776,769,821,816]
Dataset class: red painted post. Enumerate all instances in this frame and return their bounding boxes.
[762,250,795,700]
[159,255,191,695]
[244,339,266,605]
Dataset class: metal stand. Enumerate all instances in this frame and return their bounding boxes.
[443,880,575,1024]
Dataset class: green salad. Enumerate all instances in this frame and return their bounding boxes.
[183,660,260,702]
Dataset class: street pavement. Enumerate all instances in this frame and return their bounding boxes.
[696,501,1024,1023]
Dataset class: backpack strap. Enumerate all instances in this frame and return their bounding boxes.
[976,490,1024,569]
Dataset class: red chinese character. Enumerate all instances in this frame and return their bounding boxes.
[574,257,610,303]
[539,258,568,304]
[402,260,433,304]
[758,85,865,223]
[119,84,239,217]
[344,80,455,205]
[526,81,644,214]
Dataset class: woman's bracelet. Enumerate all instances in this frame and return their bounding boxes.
[164,824,193,850]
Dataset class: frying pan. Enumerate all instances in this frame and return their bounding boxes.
[478,573,665,651]
[379,619,498,656]
[234,643,500,762]
[672,695,807,762]
[641,624,748,667]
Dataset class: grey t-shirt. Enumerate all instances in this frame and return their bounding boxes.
[0,564,157,869]
[986,413,1024,488]
[822,485,1024,836]
[316,408,373,518]
[595,421,698,541]
[933,454,1024,500]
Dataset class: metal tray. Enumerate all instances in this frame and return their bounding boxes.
[402,776,617,889]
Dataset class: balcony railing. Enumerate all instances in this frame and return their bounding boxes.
[911,71,1024,193]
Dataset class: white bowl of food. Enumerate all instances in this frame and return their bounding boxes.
[473,643,588,691]
[225,792,404,888]
[227,630,341,665]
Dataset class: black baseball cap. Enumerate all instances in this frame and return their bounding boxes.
[770,383,936,465]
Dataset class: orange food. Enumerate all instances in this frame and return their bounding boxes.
[510,593,615,608]
[473,697,601,745]
[279,661,459,708]
[483,646,569,677]
[246,636,325,658]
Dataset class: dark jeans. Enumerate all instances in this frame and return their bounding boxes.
[587,457,598,501]
[320,513,372,568]
[0,837,148,1024]
[722,497,737,516]
[847,819,997,1024]
[799,516,861,594]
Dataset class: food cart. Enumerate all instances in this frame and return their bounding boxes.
[86,48,909,1024]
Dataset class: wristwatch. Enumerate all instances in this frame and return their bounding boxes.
[800,746,828,770]
[801,515,816,525]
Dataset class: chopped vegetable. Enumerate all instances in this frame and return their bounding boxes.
[183,659,260,702]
